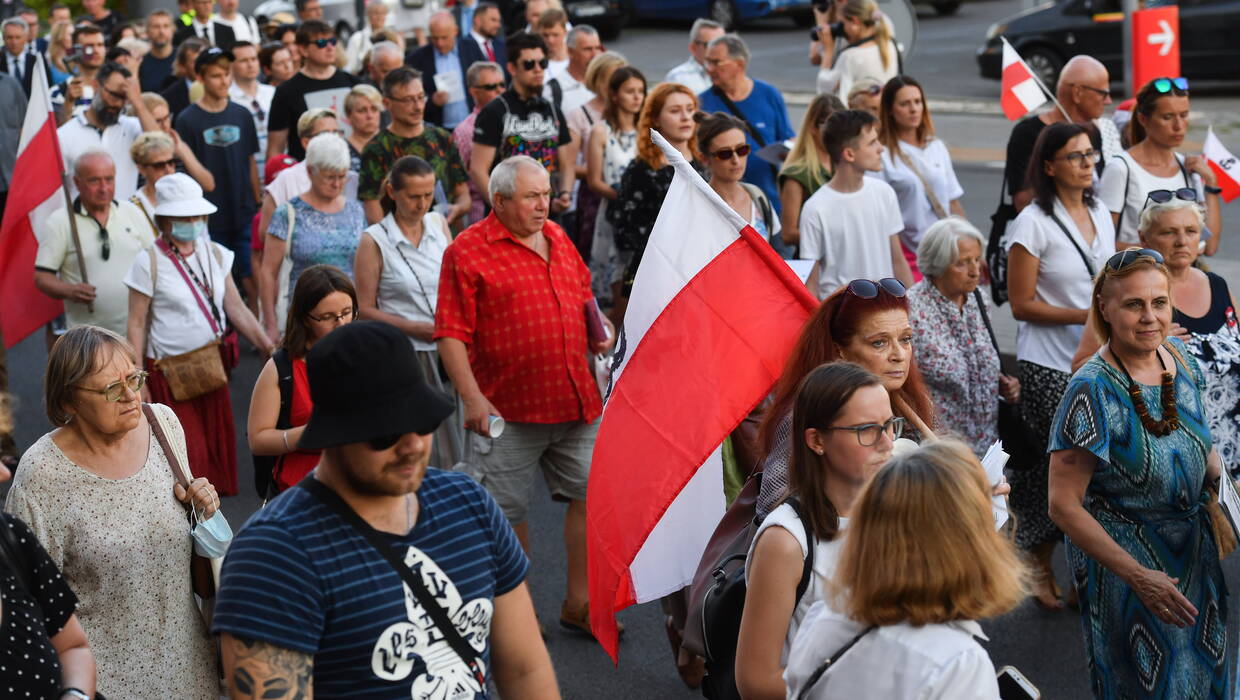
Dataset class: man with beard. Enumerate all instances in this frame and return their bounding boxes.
[58,61,159,200]
[140,9,178,92]
[213,320,560,699]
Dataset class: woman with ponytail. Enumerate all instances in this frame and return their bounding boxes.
[817,0,900,101]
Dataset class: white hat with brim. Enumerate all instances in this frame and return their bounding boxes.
[152,172,218,217]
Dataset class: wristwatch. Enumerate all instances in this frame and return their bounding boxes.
[61,690,91,700]
[1204,184,1223,195]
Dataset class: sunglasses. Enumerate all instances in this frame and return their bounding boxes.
[367,433,402,451]
[77,370,148,402]
[144,158,176,170]
[312,36,338,48]
[473,81,504,91]
[1073,83,1112,100]
[1146,188,1198,205]
[519,57,550,71]
[710,144,750,161]
[1105,248,1165,272]
[846,277,907,299]
[251,99,266,121]
[1152,76,1188,94]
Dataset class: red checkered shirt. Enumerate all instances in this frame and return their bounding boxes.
[434,212,602,424]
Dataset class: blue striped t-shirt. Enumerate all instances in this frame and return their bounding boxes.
[212,468,529,698]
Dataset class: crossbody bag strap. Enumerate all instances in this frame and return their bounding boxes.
[155,238,222,337]
[1115,155,1132,238]
[973,288,1001,355]
[142,403,192,491]
[785,497,816,603]
[284,200,296,262]
[894,144,948,219]
[131,195,159,237]
[297,477,487,688]
[795,624,877,700]
[1047,212,1096,278]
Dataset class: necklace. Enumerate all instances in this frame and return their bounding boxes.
[1110,347,1179,437]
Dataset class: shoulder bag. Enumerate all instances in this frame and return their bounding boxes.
[148,239,229,401]
[794,624,877,700]
[987,170,1017,306]
[297,476,488,689]
[253,348,296,502]
[973,289,1034,470]
[275,201,297,333]
[893,144,948,220]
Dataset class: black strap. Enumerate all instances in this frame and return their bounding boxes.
[1047,212,1096,277]
[973,289,1001,356]
[1115,155,1132,238]
[711,86,778,181]
[297,477,487,688]
[273,348,294,431]
[785,497,816,603]
[796,624,877,700]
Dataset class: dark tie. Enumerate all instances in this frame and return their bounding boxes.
[201,24,209,42]
[484,40,495,63]
[12,57,21,83]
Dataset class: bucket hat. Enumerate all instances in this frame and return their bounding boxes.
[152,172,218,217]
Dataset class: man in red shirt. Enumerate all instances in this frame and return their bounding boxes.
[436,155,614,636]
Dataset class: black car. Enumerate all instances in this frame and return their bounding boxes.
[976,0,1240,88]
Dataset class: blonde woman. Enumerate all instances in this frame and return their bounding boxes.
[785,440,1027,699]
[816,0,899,101]
[48,19,74,76]
[779,93,842,247]
[344,84,383,171]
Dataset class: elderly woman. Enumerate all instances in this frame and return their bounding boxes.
[907,217,1019,455]
[4,325,222,698]
[1005,121,1115,611]
[261,132,366,337]
[1049,250,1229,697]
[1073,196,1240,475]
[125,173,273,496]
[344,84,383,172]
[786,440,1028,699]
[354,156,463,469]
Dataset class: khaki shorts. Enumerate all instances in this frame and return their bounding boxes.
[462,419,599,524]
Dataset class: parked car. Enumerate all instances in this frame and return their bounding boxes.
[627,0,814,31]
[976,0,1240,88]
[253,0,361,42]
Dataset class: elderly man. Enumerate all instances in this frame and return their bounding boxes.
[34,150,154,336]
[58,61,158,200]
[366,40,404,89]
[697,33,795,216]
[407,11,484,129]
[545,24,600,114]
[0,70,25,216]
[2,17,48,97]
[214,320,561,698]
[665,18,724,95]
[1003,54,1114,211]
[436,155,615,638]
[174,0,238,49]
[454,60,505,225]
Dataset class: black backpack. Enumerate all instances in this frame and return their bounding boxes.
[252,348,295,500]
[986,170,1017,307]
[700,497,816,700]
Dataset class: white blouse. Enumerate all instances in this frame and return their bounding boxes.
[361,212,450,351]
[877,138,964,251]
[123,234,235,358]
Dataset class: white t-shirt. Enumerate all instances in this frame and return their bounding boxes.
[265,160,359,206]
[35,201,154,336]
[544,69,593,115]
[230,82,275,172]
[123,235,235,358]
[1004,198,1116,372]
[58,113,144,200]
[215,14,261,43]
[877,138,964,251]
[785,601,999,700]
[745,503,848,665]
[799,177,903,298]
[1097,151,1197,245]
[818,40,899,101]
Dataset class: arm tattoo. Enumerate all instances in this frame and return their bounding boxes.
[222,633,314,700]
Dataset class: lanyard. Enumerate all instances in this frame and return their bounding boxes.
[382,218,432,305]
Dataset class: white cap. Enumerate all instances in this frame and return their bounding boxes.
[152,173,217,217]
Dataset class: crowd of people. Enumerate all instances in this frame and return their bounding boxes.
[0,0,1237,698]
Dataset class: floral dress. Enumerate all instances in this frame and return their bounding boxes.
[589,125,637,302]
[268,196,367,289]
[1174,271,1240,476]
[612,158,707,295]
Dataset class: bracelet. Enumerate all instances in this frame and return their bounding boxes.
[61,689,91,700]
[1204,184,1222,195]
[281,430,289,452]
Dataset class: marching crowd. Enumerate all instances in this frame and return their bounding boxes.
[0,0,1237,698]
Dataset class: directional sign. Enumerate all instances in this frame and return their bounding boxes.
[1132,6,1179,91]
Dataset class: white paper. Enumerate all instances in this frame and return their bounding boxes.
[982,440,1011,530]
[434,71,466,104]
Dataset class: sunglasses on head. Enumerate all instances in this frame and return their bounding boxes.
[520,57,550,71]
[710,144,750,161]
[312,36,338,48]
[1146,188,1198,205]
[1152,76,1188,94]
[846,277,907,299]
[1104,248,1165,272]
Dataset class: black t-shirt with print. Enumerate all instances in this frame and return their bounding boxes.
[268,70,360,161]
[472,88,571,178]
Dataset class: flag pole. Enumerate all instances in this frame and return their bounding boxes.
[59,168,93,314]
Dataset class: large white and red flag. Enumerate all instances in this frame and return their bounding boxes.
[0,54,65,347]
[1204,127,1240,203]
[587,130,819,660]
[1000,37,1049,121]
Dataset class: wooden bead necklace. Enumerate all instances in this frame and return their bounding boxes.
[1110,348,1179,437]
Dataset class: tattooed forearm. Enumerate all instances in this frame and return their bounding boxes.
[221,632,315,700]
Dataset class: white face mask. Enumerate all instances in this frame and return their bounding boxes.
[190,500,233,559]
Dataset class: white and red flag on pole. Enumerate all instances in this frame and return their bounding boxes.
[1000,37,1049,121]
[587,130,819,660]
[0,54,65,347]
[1204,127,1240,203]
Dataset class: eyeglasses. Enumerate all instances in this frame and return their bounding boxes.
[1072,83,1112,100]
[251,99,265,121]
[1056,149,1101,167]
[367,433,402,451]
[312,36,338,48]
[307,307,354,323]
[311,128,346,137]
[77,371,148,402]
[102,87,128,103]
[710,144,750,161]
[388,93,427,105]
[1104,248,1165,272]
[1152,76,1188,94]
[472,81,504,91]
[143,158,176,170]
[824,416,906,447]
[519,57,550,71]
[1145,188,1198,205]
[846,277,907,299]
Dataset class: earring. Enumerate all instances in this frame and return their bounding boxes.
[815,448,824,455]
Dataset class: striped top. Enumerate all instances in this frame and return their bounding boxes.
[212,469,528,698]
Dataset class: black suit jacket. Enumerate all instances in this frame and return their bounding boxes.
[405,38,485,127]
[174,20,236,51]
[0,51,49,98]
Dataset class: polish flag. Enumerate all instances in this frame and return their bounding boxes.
[1000,38,1049,121]
[1204,127,1240,203]
[587,130,819,660]
[0,55,65,348]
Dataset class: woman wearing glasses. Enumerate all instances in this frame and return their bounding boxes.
[778,94,842,249]
[1098,77,1223,254]
[694,111,781,250]
[125,173,272,497]
[1005,122,1116,611]
[353,156,463,470]
[4,325,222,698]
[735,362,899,700]
[129,130,182,233]
[1072,194,1240,476]
[1048,249,1229,697]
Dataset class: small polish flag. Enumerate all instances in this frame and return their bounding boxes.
[1000,38,1049,121]
[1204,127,1240,203]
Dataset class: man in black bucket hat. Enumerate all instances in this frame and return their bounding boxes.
[212,321,559,698]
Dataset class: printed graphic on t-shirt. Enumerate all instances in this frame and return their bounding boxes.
[370,545,492,700]
[204,124,241,147]
[499,111,559,172]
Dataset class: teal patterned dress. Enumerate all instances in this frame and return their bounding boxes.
[1049,338,1229,699]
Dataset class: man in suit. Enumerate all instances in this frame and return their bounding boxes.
[16,7,46,55]
[467,2,505,71]
[1,17,47,97]
[175,0,236,50]
[406,11,483,130]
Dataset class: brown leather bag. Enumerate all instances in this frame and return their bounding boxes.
[155,341,227,401]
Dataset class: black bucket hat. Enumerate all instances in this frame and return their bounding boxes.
[298,321,454,450]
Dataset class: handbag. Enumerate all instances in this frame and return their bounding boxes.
[148,239,230,401]
[973,289,1035,470]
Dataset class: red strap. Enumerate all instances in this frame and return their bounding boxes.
[155,239,221,337]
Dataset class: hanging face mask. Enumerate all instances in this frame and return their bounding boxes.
[190,499,233,559]
[169,219,206,242]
